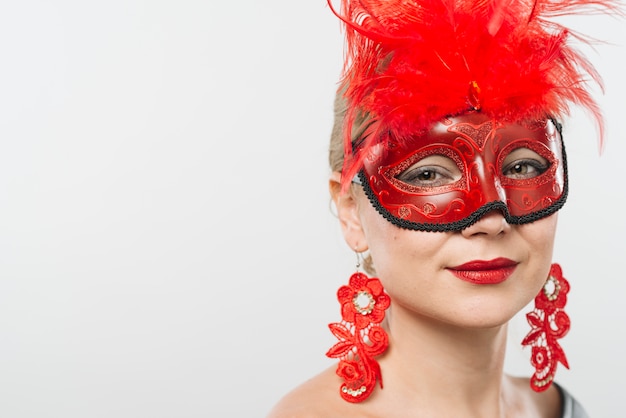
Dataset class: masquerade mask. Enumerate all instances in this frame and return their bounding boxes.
[356,113,567,232]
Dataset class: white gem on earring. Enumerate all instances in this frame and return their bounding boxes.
[353,291,375,315]
[543,275,560,301]
[343,385,367,397]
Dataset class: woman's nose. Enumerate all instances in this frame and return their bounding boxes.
[460,209,511,238]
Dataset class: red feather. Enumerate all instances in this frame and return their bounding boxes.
[328,0,621,190]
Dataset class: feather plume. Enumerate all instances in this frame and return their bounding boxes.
[328,0,621,190]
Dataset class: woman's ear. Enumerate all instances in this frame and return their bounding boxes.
[329,172,368,251]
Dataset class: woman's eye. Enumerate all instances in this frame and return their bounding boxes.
[503,160,545,178]
[396,155,460,187]
[502,148,550,180]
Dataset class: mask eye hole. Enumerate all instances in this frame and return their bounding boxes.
[396,154,462,187]
[501,148,550,180]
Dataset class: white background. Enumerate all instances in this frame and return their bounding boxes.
[0,1,623,417]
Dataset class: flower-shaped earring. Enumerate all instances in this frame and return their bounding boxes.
[522,263,571,392]
[326,251,390,403]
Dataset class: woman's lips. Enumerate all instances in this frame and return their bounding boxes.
[446,257,518,284]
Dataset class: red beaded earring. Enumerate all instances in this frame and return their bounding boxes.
[326,251,390,403]
[522,263,571,392]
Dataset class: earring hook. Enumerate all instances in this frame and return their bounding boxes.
[355,247,363,271]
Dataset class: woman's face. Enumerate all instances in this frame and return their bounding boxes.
[332,113,561,328]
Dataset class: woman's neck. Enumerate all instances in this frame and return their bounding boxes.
[373,304,516,417]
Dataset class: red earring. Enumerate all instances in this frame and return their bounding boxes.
[326,252,390,403]
[522,263,571,392]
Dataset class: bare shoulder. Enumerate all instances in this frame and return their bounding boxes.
[507,375,562,418]
[266,366,350,418]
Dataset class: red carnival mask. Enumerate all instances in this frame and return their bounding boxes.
[356,113,567,232]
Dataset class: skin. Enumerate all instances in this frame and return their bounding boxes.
[267,172,562,418]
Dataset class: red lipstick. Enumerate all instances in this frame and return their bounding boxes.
[447,257,518,284]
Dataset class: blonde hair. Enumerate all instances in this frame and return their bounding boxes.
[328,92,348,172]
[329,91,377,275]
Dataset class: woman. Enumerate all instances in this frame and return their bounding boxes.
[269,0,616,416]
